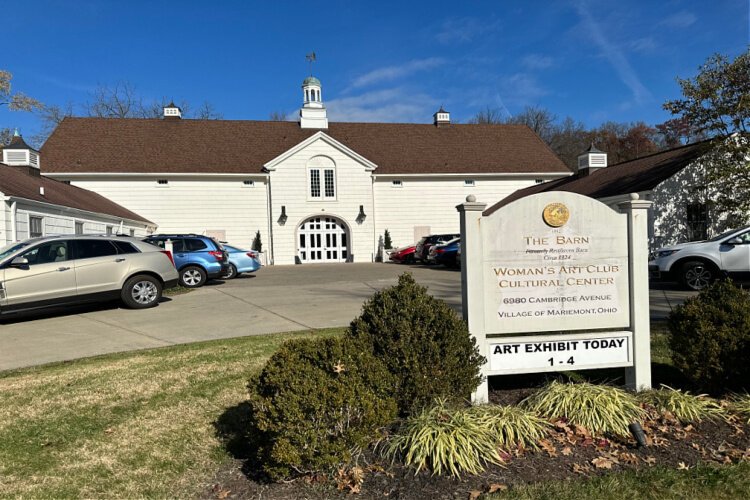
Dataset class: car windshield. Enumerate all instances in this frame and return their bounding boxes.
[707,228,748,242]
[0,241,33,261]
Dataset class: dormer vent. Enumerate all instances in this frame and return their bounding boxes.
[1,131,41,174]
[163,102,182,119]
[433,107,450,127]
[576,143,608,175]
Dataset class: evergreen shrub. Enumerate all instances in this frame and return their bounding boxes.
[248,336,397,480]
[347,273,485,415]
[668,280,750,393]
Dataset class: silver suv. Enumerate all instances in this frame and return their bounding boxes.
[649,226,750,290]
[0,235,179,315]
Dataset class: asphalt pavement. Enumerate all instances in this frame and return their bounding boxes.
[0,263,694,372]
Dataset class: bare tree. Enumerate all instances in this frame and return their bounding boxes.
[504,105,557,143]
[0,70,43,146]
[269,111,289,121]
[194,101,223,120]
[85,81,146,118]
[467,106,504,124]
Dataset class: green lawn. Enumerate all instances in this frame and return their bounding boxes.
[0,328,342,498]
[0,320,742,498]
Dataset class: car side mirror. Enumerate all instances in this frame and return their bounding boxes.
[9,257,29,268]
[725,237,743,246]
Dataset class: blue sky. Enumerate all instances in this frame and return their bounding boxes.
[3,0,748,141]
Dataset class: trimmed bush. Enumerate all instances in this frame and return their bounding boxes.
[668,280,750,393]
[521,381,644,437]
[348,273,485,415]
[248,336,397,480]
[383,399,503,477]
[638,386,724,423]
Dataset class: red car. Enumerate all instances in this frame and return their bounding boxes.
[389,245,417,264]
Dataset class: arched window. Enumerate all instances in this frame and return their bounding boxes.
[307,156,336,200]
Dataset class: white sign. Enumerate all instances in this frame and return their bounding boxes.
[489,331,633,374]
[482,193,630,334]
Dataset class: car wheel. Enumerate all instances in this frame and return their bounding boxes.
[121,274,162,309]
[179,266,207,288]
[679,261,714,291]
[405,254,415,264]
[222,263,238,279]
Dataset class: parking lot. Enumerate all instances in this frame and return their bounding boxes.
[0,263,695,371]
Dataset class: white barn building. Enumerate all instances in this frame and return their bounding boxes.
[40,76,571,264]
[1,132,154,246]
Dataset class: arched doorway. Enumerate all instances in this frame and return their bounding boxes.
[297,215,349,263]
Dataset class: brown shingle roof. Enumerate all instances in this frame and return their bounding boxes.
[40,117,570,175]
[0,164,153,224]
[485,141,711,216]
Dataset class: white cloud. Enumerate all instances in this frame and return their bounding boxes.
[435,17,501,44]
[661,11,697,29]
[326,87,438,123]
[521,54,555,70]
[349,58,445,89]
[574,1,652,105]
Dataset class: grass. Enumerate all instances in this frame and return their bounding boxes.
[488,462,750,500]
[0,328,343,498]
[639,386,725,423]
[521,381,644,436]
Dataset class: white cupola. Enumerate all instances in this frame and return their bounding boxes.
[433,106,450,127]
[300,76,328,129]
[163,101,182,119]
[1,130,40,175]
[576,143,607,175]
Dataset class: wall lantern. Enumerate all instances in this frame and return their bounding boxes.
[278,205,288,225]
[356,205,367,223]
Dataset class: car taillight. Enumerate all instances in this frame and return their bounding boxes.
[436,248,445,254]
[161,250,175,267]
[246,252,256,259]
[208,250,223,261]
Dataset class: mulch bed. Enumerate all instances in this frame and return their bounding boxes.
[203,388,750,500]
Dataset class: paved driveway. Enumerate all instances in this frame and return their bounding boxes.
[0,263,694,371]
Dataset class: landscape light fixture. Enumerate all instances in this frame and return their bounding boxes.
[278,206,288,225]
[628,422,648,447]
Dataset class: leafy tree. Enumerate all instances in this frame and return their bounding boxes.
[0,70,43,146]
[663,51,750,221]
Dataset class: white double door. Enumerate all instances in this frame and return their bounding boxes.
[298,216,349,263]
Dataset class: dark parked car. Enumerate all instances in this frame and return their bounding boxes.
[144,234,228,288]
[389,244,417,264]
[427,237,460,267]
[415,234,460,263]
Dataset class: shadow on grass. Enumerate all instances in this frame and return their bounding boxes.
[213,401,273,483]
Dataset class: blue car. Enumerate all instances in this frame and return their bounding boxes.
[221,244,262,279]
[144,234,229,288]
[428,238,460,267]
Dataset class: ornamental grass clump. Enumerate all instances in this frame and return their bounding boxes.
[638,385,725,423]
[730,394,750,424]
[384,399,503,478]
[467,404,550,450]
[521,380,644,437]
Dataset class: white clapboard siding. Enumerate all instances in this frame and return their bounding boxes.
[70,177,269,249]
[373,177,538,248]
[269,138,375,264]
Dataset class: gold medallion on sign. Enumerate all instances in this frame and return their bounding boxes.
[542,203,570,227]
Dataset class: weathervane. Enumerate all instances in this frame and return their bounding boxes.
[306,52,317,75]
